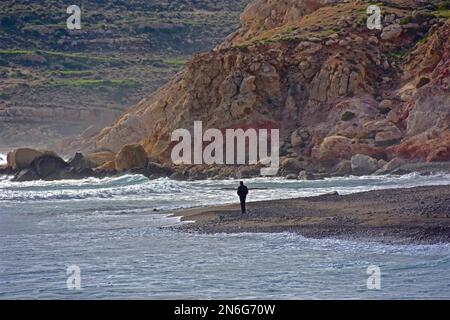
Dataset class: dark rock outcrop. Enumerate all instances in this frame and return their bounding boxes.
[0,165,13,175]
[146,162,174,178]
[68,152,96,170]
[30,155,70,179]
[13,169,41,182]
[5,150,114,182]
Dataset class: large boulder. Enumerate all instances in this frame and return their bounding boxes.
[280,157,304,175]
[7,148,56,170]
[351,154,379,176]
[375,157,405,175]
[30,155,70,180]
[375,129,403,146]
[333,160,352,176]
[312,136,353,166]
[363,119,403,146]
[285,173,298,180]
[298,170,315,180]
[115,144,148,171]
[10,152,93,181]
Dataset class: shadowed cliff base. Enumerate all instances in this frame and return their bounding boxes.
[175,185,450,244]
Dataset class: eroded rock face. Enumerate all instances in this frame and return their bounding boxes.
[309,57,365,106]
[406,92,450,137]
[391,18,450,162]
[393,130,450,162]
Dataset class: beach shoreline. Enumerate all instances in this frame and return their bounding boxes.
[174,185,450,245]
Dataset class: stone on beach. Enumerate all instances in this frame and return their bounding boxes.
[351,154,379,176]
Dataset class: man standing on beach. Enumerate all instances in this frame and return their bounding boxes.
[237,181,249,214]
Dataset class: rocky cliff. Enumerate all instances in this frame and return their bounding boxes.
[0,0,250,150]
[69,0,450,178]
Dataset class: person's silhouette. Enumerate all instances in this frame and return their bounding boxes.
[237,181,249,214]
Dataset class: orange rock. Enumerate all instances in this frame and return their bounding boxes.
[392,130,450,162]
[7,148,57,170]
[312,135,353,166]
[98,160,116,172]
[86,151,116,167]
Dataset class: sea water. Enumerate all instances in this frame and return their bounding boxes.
[1,170,450,299]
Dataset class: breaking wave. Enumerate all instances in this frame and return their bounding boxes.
[1,172,449,210]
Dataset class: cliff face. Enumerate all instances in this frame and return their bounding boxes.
[72,0,450,175]
[218,0,342,48]
[0,0,250,150]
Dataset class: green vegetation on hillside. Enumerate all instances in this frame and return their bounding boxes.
[0,0,250,148]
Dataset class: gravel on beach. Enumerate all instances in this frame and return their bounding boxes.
[175,185,450,245]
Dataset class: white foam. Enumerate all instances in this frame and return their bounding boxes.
[0,172,449,210]
[0,153,6,165]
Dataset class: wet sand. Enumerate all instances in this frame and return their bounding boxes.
[174,185,450,244]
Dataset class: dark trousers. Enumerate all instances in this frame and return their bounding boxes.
[239,196,246,213]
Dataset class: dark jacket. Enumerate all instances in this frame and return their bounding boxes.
[237,185,248,198]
